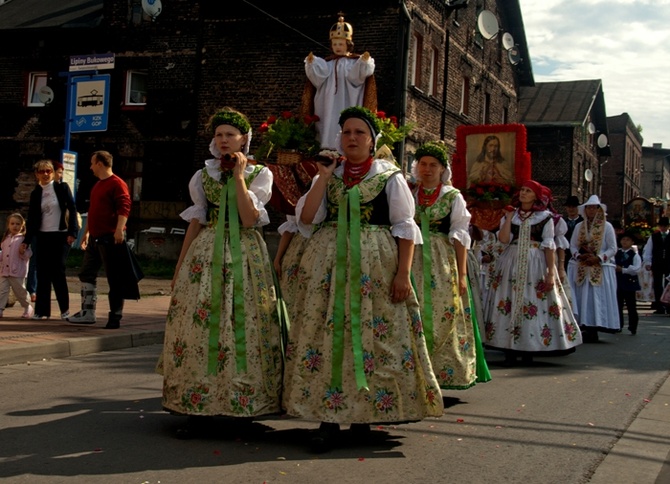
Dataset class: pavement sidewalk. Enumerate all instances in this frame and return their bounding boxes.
[0,287,169,367]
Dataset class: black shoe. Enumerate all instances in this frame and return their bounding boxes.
[175,416,212,440]
[653,309,666,315]
[310,422,340,453]
[628,327,637,335]
[105,312,121,329]
[349,423,371,437]
[501,352,517,367]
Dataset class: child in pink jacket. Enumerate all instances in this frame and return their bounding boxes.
[0,213,34,318]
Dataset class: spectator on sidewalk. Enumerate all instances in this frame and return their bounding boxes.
[23,160,79,320]
[615,232,641,335]
[0,213,34,319]
[642,216,670,314]
[68,150,136,329]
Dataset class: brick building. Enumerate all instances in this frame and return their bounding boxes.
[601,112,642,225]
[518,79,611,211]
[0,0,533,256]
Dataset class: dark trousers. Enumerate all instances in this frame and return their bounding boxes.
[79,236,125,317]
[617,289,639,333]
[35,232,71,317]
[26,238,37,295]
[652,270,670,310]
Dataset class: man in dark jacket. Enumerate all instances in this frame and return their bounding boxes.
[563,195,583,271]
[642,216,670,314]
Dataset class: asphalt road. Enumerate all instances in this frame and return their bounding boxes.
[1,316,669,483]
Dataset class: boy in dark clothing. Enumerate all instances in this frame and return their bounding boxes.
[615,232,641,334]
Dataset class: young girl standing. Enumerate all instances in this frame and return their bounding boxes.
[0,213,34,318]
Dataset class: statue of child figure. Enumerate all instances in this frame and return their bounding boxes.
[301,14,377,150]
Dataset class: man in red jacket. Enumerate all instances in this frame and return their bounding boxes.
[68,150,132,329]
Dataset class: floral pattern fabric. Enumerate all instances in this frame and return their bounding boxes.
[282,167,443,424]
[411,188,485,389]
[159,166,283,417]
[483,211,582,353]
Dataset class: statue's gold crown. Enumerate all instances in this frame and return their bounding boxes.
[330,16,353,41]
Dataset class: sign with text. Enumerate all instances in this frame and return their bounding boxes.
[61,150,77,200]
[69,75,110,133]
[69,53,115,72]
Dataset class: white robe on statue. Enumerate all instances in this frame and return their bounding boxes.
[305,54,375,150]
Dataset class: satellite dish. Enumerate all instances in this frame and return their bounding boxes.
[477,10,499,40]
[37,86,54,105]
[597,133,608,148]
[141,0,162,18]
[502,32,515,50]
[587,122,596,134]
[584,169,593,182]
[508,45,522,65]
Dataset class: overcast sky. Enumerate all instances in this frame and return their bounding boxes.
[518,0,670,147]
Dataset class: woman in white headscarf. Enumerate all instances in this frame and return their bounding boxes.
[567,194,620,342]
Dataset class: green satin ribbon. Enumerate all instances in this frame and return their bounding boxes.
[208,176,247,375]
[331,185,368,391]
[466,278,492,383]
[420,211,435,353]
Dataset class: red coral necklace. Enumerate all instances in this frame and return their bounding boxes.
[343,157,374,188]
[418,183,442,207]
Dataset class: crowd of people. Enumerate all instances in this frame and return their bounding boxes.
[2,13,661,457]
[153,99,665,454]
[1,151,141,329]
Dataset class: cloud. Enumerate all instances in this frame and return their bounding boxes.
[519,0,670,144]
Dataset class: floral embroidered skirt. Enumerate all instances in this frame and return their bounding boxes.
[279,232,310,310]
[412,237,484,389]
[158,227,283,417]
[282,225,443,424]
[483,244,582,353]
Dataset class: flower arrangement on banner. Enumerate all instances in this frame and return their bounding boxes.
[625,220,653,243]
[466,182,514,202]
[255,111,320,161]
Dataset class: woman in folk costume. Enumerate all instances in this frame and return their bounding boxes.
[567,194,620,342]
[483,180,582,365]
[282,106,443,453]
[158,107,283,438]
[409,141,490,389]
[545,189,574,310]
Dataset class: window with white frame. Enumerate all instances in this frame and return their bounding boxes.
[125,70,147,106]
[27,72,48,107]
[411,33,423,89]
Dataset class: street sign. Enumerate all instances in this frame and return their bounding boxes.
[69,53,114,72]
[61,150,77,200]
[69,75,110,133]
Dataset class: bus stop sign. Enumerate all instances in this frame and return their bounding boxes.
[69,74,110,133]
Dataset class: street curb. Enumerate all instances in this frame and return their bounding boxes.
[0,330,165,366]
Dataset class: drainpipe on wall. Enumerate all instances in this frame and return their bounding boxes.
[398,0,412,173]
[440,28,450,140]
